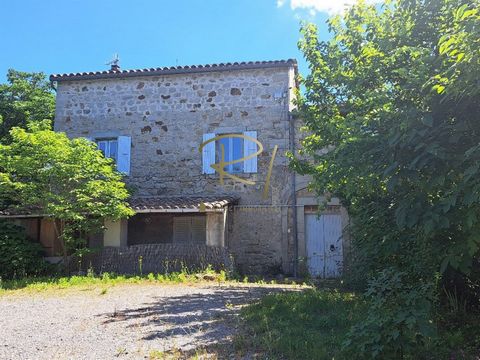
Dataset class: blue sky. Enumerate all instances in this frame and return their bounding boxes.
[0,0,348,82]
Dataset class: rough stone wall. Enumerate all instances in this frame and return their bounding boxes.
[54,66,296,274]
[67,244,232,275]
[228,206,286,274]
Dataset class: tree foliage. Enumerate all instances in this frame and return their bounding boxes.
[0,70,55,141]
[0,220,49,280]
[0,123,134,257]
[293,0,480,357]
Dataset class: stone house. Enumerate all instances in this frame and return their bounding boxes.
[3,59,348,276]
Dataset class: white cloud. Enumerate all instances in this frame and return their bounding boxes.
[278,0,383,15]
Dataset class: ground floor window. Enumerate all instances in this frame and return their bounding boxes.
[173,215,206,243]
[127,213,206,245]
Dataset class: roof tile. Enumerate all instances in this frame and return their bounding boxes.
[0,196,239,217]
[130,195,239,212]
[50,59,297,82]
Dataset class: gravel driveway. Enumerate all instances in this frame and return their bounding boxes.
[0,283,299,359]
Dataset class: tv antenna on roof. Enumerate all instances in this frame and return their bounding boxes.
[106,53,120,71]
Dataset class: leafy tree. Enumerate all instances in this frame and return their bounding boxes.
[292,0,480,357]
[0,70,55,141]
[0,122,134,260]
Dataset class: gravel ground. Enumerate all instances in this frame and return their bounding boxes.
[0,283,299,359]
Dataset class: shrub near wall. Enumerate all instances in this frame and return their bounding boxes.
[0,220,48,279]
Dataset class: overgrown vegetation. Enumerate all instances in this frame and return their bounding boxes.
[0,69,133,262]
[0,266,229,294]
[237,289,365,359]
[0,220,49,279]
[238,288,480,359]
[0,123,134,260]
[288,0,480,357]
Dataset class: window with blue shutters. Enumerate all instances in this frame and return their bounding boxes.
[96,138,118,161]
[95,136,131,175]
[217,136,244,173]
[202,131,258,175]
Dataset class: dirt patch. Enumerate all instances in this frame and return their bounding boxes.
[0,283,303,359]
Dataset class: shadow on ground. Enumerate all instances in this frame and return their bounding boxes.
[98,285,300,356]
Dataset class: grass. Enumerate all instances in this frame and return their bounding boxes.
[435,305,480,358]
[0,266,314,295]
[235,288,366,360]
[235,288,480,360]
[149,347,218,360]
[0,268,229,294]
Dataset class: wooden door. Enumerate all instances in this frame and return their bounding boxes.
[305,214,343,278]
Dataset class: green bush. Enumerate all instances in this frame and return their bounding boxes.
[293,0,480,357]
[0,220,48,279]
[343,269,437,359]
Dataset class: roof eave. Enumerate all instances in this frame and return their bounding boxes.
[134,208,226,214]
[50,59,298,82]
[0,214,45,218]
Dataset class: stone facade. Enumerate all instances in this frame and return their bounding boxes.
[53,62,299,274]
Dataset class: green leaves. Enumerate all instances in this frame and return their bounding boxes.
[296,0,480,274]
[0,126,134,254]
[0,70,55,142]
[0,220,48,279]
[344,269,437,358]
[295,0,480,357]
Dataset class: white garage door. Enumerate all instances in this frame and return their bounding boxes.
[305,214,343,278]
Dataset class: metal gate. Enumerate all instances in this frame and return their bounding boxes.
[305,214,343,278]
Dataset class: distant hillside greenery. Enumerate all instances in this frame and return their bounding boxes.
[292,0,480,357]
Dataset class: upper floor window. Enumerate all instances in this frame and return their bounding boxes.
[90,135,131,175]
[202,131,258,175]
[216,136,244,173]
[96,138,118,162]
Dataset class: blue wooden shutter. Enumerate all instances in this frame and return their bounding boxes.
[243,131,257,173]
[202,133,215,174]
[117,136,131,175]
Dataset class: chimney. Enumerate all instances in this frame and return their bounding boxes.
[110,63,120,72]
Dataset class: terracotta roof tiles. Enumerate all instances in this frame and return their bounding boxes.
[0,196,239,217]
[50,59,297,82]
[130,196,239,212]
